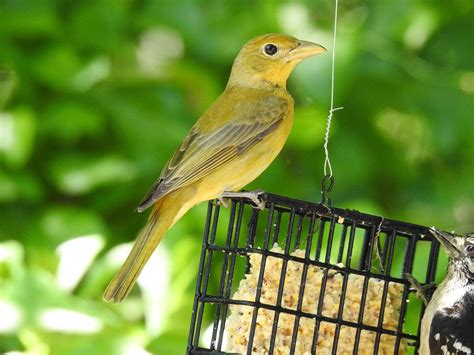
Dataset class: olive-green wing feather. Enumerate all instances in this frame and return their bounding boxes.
[137,95,288,211]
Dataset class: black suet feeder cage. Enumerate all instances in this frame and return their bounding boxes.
[187,192,444,354]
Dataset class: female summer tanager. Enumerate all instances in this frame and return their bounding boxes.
[104,34,326,302]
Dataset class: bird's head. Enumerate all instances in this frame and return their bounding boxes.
[430,227,474,279]
[227,34,326,89]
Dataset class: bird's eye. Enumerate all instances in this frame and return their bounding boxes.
[263,44,278,56]
[466,244,474,256]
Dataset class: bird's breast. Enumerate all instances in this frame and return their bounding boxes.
[193,102,294,200]
[420,280,474,355]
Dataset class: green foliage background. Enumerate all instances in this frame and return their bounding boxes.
[0,0,472,354]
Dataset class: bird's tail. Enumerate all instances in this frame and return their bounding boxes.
[103,196,180,303]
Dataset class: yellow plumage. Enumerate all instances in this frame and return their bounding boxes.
[104,33,326,303]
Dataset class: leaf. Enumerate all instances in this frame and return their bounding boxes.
[0,170,43,203]
[0,0,59,38]
[33,206,107,246]
[0,67,17,109]
[47,154,137,195]
[0,107,36,168]
[40,100,105,144]
[147,330,187,355]
[30,45,83,91]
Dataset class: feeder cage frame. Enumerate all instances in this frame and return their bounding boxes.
[187,192,442,354]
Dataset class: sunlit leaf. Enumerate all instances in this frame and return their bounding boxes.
[0,107,36,168]
[35,206,107,246]
[0,68,17,109]
[47,154,137,195]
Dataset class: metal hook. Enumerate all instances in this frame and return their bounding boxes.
[321,174,335,207]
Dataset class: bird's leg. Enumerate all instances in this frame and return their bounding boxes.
[217,196,231,208]
[404,273,437,306]
[220,189,266,210]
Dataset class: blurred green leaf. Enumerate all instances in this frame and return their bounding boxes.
[0,0,59,38]
[30,45,83,91]
[0,170,43,203]
[0,67,17,109]
[47,154,137,195]
[40,100,105,144]
[0,1,472,353]
[0,107,36,168]
[147,330,186,355]
[67,0,128,52]
[72,57,111,92]
[33,206,107,246]
[0,240,25,279]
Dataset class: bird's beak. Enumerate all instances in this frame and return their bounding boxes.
[288,40,327,61]
[429,227,461,257]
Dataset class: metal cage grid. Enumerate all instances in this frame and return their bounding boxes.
[187,193,442,354]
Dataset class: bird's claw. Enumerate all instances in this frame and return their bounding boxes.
[220,189,266,210]
[217,196,230,208]
[404,273,436,306]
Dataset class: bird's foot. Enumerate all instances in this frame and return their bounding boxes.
[220,189,266,210]
[217,196,231,208]
[404,273,437,306]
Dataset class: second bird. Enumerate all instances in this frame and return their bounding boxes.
[104,33,326,302]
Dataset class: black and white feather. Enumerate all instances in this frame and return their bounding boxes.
[419,228,474,355]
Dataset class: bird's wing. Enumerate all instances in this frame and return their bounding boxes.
[137,95,289,211]
[429,301,474,355]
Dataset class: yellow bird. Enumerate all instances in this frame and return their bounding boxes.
[104,34,326,302]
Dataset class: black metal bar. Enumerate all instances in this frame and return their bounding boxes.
[246,207,259,248]
[325,217,337,264]
[372,271,389,352]
[336,224,348,264]
[413,236,441,349]
[373,228,398,352]
[359,226,372,271]
[192,203,221,349]
[332,221,354,353]
[380,231,390,272]
[197,296,419,340]
[312,217,337,352]
[314,219,326,261]
[293,213,305,249]
[268,207,296,353]
[259,193,432,236]
[205,244,417,285]
[187,193,444,354]
[271,210,282,245]
[211,202,237,349]
[426,238,440,284]
[188,202,215,353]
[384,229,398,276]
[394,232,417,353]
[216,201,246,350]
[290,212,318,354]
[245,205,268,354]
[353,226,377,353]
